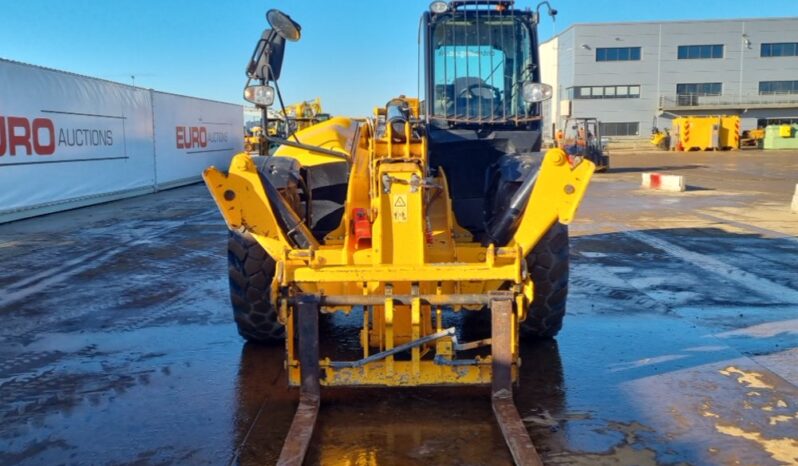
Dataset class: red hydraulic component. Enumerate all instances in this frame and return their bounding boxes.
[352,208,372,249]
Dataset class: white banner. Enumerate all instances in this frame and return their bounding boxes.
[152,92,243,188]
[0,59,243,223]
[0,59,155,220]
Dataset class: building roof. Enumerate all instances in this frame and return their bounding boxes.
[540,16,798,45]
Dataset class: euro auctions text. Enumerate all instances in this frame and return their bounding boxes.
[0,115,113,157]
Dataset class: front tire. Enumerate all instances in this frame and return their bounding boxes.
[521,223,569,338]
[485,176,570,339]
[227,229,284,343]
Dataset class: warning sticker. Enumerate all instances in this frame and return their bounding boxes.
[392,194,408,223]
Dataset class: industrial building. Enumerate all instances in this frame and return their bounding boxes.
[539,17,798,140]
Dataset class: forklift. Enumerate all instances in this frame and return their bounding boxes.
[559,117,609,172]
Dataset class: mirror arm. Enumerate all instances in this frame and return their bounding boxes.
[270,77,302,145]
[259,29,277,80]
[246,29,277,156]
[246,39,264,79]
[247,31,274,79]
[259,77,269,156]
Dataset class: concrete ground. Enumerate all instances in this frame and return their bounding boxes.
[1,149,796,465]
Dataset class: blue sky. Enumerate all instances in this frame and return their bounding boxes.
[2,1,797,116]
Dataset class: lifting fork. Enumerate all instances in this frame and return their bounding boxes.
[275,293,543,465]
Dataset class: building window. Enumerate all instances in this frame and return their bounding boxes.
[757,117,798,127]
[570,85,640,99]
[676,83,723,96]
[678,44,724,59]
[761,43,798,57]
[600,122,640,137]
[676,83,722,105]
[596,47,641,62]
[759,80,798,95]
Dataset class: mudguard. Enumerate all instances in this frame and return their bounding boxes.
[251,155,303,191]
[488,153,544,185]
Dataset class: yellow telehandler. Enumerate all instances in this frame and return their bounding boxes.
[281,97,329,134]
[204,2,594,464]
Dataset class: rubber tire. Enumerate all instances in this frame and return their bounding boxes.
[485,176,570,339]
[227,229,285,343]
[521,222,569,339]
[595,155,610,173]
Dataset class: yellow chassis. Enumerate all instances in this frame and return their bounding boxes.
[204,98,594,388]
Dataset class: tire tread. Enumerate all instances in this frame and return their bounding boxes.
[227,229,284,343]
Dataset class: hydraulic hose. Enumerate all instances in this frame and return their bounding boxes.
[260,173,316,249]
[483,169,540,247]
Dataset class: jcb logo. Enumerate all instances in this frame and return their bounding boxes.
[0,116,56,156]
[176,126,207,149]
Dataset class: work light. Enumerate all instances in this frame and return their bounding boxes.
[430,1,449,13]
[522,82,553,103]
[244,85,275,107]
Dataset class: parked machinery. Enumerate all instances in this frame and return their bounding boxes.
[672,115,740,151]
[740,127,765,148]
[281,97,330,134]
[205,3,594,464]
[244,126,263,153]
[650,127,671,151]
[560,117,609,172]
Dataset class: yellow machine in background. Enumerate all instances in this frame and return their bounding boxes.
[741,127,765,148]
[650,127,670,150]
[208,3,588,464]
[281,97,330,133]
[245,101,329,154]
[244,126,263,153]
[672,115,740,151]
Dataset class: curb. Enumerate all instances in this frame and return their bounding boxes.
[642,173,685,192]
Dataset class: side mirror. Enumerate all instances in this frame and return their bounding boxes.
[266,9,301,42]
[246,29,286,81]
[245,10,301,83]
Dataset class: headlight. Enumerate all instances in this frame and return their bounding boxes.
[522,82,553,103]
[430,1,449,13]
[243,85,275,107]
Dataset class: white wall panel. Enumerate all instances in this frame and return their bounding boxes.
[0,59,244,223]
[0,59,155,221]
[152,92,243,189]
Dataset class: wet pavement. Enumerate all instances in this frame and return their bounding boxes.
[1,149,797,465]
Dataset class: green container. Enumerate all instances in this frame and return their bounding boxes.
[763,124,798,150]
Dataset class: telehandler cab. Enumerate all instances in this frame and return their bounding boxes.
[203,2,595,464]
